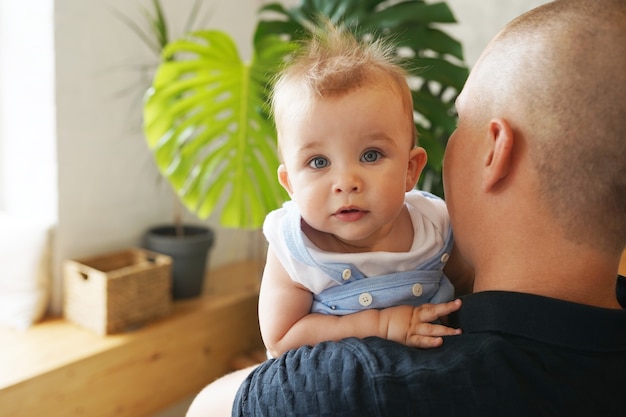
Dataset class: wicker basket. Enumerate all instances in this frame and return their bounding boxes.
[63,248,172,335]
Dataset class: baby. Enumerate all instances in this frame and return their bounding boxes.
[259,21,473,358]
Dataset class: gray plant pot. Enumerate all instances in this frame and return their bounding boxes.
[143,224,215,299]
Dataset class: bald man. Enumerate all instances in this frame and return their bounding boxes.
[188,1,626,415]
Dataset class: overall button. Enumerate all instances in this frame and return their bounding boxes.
[412,283,423,297]
[342,268,352,280]
[440,253,450,263]
[358,292,373,306]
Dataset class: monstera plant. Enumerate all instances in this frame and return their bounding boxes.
[143,0,469,229]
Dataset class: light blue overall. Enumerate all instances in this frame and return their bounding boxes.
[275,191,455,315]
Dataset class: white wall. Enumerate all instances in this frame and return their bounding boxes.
[0,0,57,221]
[52,0,267,314]
[446,0,550,66]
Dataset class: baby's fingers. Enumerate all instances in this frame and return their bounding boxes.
[405,300,463,349]
[406,334,444,349]
[406,323,461,348]
[413,299,462,323]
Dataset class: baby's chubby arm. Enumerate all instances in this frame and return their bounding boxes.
[259,247,462,358]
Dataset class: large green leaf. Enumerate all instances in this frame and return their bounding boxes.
[144,30,295,228]
[143,0,468,230]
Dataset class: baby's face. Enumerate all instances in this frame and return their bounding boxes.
[276,83,423,249]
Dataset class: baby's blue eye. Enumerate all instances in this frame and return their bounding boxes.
[308,157,329,169]
[361,150,381,163]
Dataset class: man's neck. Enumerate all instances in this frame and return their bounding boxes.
[472,240,622,309]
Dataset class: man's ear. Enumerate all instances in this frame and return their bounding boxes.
[277,164,294,196]
[482,118,514,192]
[406,147,428,191]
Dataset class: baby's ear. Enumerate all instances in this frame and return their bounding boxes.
[406,147,428,191]
[277,165,294,196]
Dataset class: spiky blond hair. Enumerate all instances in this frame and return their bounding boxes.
[271,19,416,149]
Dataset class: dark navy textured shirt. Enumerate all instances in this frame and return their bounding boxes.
[234,277,626,417]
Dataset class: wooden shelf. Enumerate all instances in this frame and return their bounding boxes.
[0,261,264,417]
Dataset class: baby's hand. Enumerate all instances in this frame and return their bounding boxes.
[383,299,462,348]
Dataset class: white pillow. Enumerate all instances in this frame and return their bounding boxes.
[0,214,52,330]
